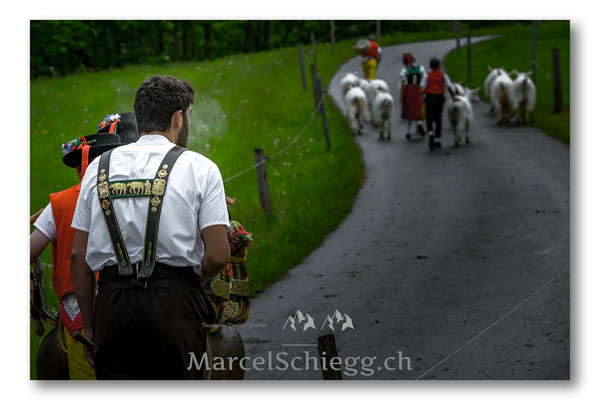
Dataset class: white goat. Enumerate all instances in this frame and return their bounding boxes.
[447,87,478,146]
[452,82,466,97]
[484,67,508,112]
[340,73,361,99]
[359,78,371,120]
[453,83,480,103]
[510,71,536,124]
[372,92,394,140]
[344,87,367,135]
[490,74,514,124]
[365,79,390,125]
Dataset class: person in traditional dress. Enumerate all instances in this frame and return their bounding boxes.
[353,37,382,80]
[70,75,230,379]
[421,58,458,150]
[30,113,138,379]
[399,52,426,139]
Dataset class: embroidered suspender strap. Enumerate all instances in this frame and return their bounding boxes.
[137,145,187,278]
[97,149,134,275]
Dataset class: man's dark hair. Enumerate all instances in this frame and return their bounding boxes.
[430,58,440,69]
[134,75,195,134]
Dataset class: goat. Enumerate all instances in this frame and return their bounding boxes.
[365,79,390,126]
[372,92,394,140]
[484,67,507,112]
[447,87,478,146]
[490,74,514,124]
[509,71,536,124]
[340,72,361,99]
[344,87,367,135]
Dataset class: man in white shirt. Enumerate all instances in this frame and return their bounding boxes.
[70,75,231,379]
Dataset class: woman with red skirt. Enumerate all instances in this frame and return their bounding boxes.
[399,53,426,139]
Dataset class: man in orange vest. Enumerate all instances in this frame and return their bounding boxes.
[420,58,458,150]
[353,36,382,80]
[30,113,138,379]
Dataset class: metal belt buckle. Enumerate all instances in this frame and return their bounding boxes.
[129,278,148,289]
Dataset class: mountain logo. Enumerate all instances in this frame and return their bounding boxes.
[320,310,354,332]
[282,310,316,332]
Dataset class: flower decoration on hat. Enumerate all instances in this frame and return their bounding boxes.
[97,113,121,131]
[61,136,88,156]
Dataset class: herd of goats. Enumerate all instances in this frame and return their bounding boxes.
[339,66,537,147]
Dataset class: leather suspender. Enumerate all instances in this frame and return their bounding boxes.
[97,145,187,277]
[98,149,133,275]
[138,146,186,278]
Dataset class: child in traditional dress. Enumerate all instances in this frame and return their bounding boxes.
[421,58,457,150]
[399,53,426,139]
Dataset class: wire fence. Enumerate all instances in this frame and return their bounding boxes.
[221,21,393,185]
[223,94,325,183]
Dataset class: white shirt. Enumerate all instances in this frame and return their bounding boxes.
[34,203,57,241]
[399,65,427,84]
[71,134,229,274]
[420,71,453,90]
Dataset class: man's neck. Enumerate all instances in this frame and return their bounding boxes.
[140,132,175,143]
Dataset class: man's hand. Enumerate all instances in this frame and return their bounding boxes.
[81,331,95,368]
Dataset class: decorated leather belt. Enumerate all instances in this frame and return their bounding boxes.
[98,262,198,291]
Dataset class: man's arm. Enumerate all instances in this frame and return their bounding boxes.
[199,225,230,284]
[30,229,50,265]
[70,230,95,342]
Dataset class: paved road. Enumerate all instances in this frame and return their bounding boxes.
[238,37,570,380]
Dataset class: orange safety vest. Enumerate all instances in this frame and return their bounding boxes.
[425,70,445,95]
[363,40,380,62]
[49,184,80,300]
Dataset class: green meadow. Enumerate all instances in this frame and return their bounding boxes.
[444,20,570,143]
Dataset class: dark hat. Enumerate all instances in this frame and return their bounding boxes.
[96,112,139,144]
[61,133,122,168]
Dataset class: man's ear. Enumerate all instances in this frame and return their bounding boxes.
[171,109,183,130]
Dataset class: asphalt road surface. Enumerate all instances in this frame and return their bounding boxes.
[238,37,570,380]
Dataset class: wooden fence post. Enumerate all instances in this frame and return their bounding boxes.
[310,63,318,108]
[298,42,307,91]
[317,334,343,380]
[467,25,472,79]
[531,21,537,84]
[552,48,563,114]
[376,20,381,40]
[310,31,317,67]
[254,148,271,214]
[316,77,331,150]
[453,20,460,54]
[330,20,335,54]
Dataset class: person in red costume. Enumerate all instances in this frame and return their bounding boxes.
[30,113,138,379]
[420,58,458,150]
[353,36,382,80]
